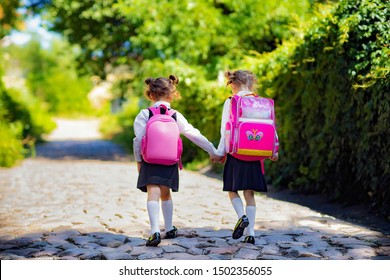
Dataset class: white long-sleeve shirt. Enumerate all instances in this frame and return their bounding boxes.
[133,101,217,162]
[216,91,279,157]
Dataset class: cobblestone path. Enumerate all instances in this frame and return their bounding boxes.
[0,119,389,260]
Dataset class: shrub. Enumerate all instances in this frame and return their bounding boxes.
[243,0,390,215]
[0,121,25,167]
[0,73,55,167]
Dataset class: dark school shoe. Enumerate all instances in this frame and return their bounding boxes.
[165,226,178,239]
[146,232,161,246]
[232,215,249,239]
[243,236,255,245]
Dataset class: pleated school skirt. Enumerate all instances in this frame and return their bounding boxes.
[223,154,267,192]
[136,160,179,192]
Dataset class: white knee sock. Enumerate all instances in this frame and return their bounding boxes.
[147,200,160,234]
[161,200,174,232]
[231,197,245,219]
[245,206,256,236]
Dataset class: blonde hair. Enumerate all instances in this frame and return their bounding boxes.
[225,70,257,91]
[144,75,181,101]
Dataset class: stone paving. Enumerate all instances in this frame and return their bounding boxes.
[0,119,389,260]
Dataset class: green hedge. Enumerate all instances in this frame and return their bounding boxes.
[244,0,389,215]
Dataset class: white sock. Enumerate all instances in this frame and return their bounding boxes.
[246,206,256,236]
[161,200,174,232]
[231,197,245,219]
[147,200,160,234]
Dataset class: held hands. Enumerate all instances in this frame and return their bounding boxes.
[210,154,226,164]
[271,152,279,161]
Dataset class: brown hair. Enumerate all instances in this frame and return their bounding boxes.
[225,70,257,91]
[144,75,181,101]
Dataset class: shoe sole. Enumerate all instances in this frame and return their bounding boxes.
[165,233,177,239]
[146,238,161,246]
[232,219,249,239]
[146,233,161,247]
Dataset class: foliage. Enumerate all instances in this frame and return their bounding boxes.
[33,0,316,164]
[100,96,140,153]
[0,0,21,38]
[0,66,55,167]
[0,75,56,137]
[3,37,95,116]
[28,0,313,76]
[25,0,390,214]
[1,3,57,166]
[242,0,390,214]
[0,121,25,167]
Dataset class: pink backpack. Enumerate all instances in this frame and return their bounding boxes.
[225,93,279,171]
[141,104,183,167]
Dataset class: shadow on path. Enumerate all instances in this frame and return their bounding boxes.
[35,140,130,162]
[33,118,130,162]
[267,187,390,236]
[200,167,390,236]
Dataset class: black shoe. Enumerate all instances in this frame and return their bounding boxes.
[232,215,249,239]
[165,226,178,239]
[243,236,255,244]
[146,232,161,246]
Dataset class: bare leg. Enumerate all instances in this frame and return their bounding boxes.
[229,191,245,218]
[243,190,256,206]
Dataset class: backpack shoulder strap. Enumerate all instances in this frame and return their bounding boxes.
[148,107,159,119]
[148,105,177,121]
[170,111,177,121]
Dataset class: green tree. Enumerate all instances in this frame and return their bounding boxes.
[0,0,21,38]
[28,0,314,76]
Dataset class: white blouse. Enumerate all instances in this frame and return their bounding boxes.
[133,101,217,162]
[216,91,279,157]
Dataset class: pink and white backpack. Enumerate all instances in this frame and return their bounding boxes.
[141,104,183,167]
[225,93,279,171]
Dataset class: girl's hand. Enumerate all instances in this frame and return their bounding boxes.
[210,155,221,163]
[210,155,226,164]
[271,153,279,161]
[137,162,142,173]
[210,155,223,163]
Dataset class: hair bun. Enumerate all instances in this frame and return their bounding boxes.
[224,70,235,85]
[169,75,179,85]
[145,78,154,85]
[224,70,235,79]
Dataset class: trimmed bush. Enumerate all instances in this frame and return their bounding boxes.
[243,0,390,215]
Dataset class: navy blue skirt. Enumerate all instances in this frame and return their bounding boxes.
[223,154,267,192]
[136,159,179,192]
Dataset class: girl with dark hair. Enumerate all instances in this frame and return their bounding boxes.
[133,75,217,246]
